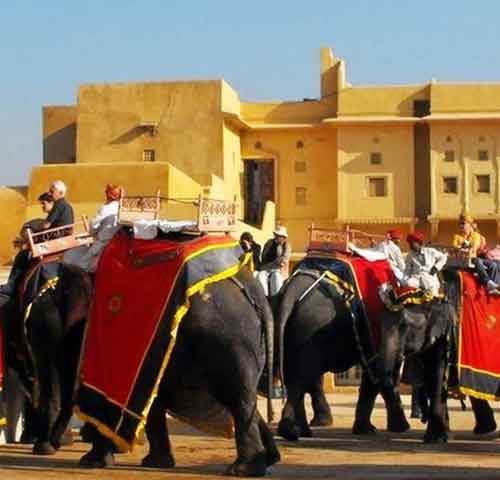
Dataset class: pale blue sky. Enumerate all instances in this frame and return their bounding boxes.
[1,0,499,185]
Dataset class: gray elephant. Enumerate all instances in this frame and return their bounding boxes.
[275,269,410,441]
[20,259,278,477]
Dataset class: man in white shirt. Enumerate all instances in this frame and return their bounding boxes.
[404,231,448,296]
[375,229,406,283]
[64,184,122,272]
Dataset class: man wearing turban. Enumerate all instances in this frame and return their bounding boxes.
[64,184,123,272]
[403,231,448,296]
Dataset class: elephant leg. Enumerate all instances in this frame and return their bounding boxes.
[141,396,175,469]
[470,397,496,435]
[382,359,410,433]
[31,349,59,455]
[353,371,379,434]
[422,342,448,444]
[79,429,115,468]
[225,395,267,477]
[277,384,311,441]
[257,412,280,467]
[309,376,333,427]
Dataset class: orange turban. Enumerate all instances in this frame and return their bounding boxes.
[406,231,425,244]
[105,184,123,202]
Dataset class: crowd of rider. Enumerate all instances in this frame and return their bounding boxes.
[240,214,500,299]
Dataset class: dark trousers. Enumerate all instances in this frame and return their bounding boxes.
[473,258,500,286]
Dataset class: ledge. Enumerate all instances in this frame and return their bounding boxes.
[334,217,418,225]
[323,116,419,126]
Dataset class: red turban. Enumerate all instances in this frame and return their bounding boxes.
[105,184,123,202]
[406,231,425,244]
[387,229,402,240]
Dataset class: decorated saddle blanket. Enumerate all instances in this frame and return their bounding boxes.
[453,270,500,400]
[75,231,249,452]
[295,255,394,362]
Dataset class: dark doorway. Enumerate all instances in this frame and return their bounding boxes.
[244,159,275,226]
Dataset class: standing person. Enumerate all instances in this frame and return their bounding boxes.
[63,184,123,273]
[239,232,261,270]
[44,180,74,230]
[404,232,447,296]
[257,226,291,296]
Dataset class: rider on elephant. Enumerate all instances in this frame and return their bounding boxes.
[256,226,291,296]
[0,184,72,307]
[374,229,406,283]
[63,184,122,273]
[403,231,447,297]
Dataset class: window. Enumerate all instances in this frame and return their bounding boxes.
[295,187,307,205]
[443,177,458,194]
[476,175,491,193]
[143,149,155,162]
[478,150,489,161]
[444,150,455,162]
[367,177,387,197]
[414,100,430,117]
[294,161,306,173]
[370,152,383,165]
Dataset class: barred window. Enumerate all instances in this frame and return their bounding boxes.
[370,152,383,165]
[295,187,307,205]
[478,150,489,161]
[143,149,156,162]
[444,150,455,162]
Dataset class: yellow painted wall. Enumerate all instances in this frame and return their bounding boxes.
[241,97,336,124]
[241,128,337,252]
[339,85,429,116]
[43,106,77,164]
[337,125,415,220]
[0,187,27,265]
[431,84,500,113]
[430,122,500,219]
[76,80,225,179]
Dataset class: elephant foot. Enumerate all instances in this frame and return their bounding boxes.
[80,423,94,443]
[388,417,411,433]
[265,446,280,467]
[225,452,267,477]
[51,431,74,450]
[310,414,333,427]
[33,441,56,456]
[300,425,313,438]
[79,450,115,468]
[20,431,37,444]
[277,418,300,441]
[423,430,448,444]
[352,420,377,435]
[141,452,175,469]
[473,421,497,435]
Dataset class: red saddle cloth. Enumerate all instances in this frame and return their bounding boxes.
[458,271,500,400]
[75,231,247,451]
[332,256,395,350]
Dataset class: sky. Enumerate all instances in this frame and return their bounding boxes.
[1,0,500,186]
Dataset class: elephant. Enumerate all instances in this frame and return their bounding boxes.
[20,262,92,454]
[275,270,410,441]
[23,258,278,476]
[374,299,456,443]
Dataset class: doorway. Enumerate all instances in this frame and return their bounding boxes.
[244,159,275,226]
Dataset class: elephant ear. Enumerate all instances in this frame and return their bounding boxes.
[428,302,453,343]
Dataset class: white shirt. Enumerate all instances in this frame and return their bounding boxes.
[375,240,406,281]
[404,247,448,278]
[90,200,119,242]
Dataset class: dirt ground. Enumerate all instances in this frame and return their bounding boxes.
[1,393,500,480]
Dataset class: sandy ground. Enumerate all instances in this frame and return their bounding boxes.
[1,394,500,480]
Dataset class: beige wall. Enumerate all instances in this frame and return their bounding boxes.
[0,187,27,265]
[431,84,500,113]
[43,106,77,164]
[339,86,429,117]
[241,128,337,251]
[430,122,500,219]
[76,80,225,179]
[337,125,415,220]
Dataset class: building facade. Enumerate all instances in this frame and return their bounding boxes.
[1,46,500,264]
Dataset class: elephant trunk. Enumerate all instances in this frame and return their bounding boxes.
[262,299,275,424]
[378,313,401,390]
